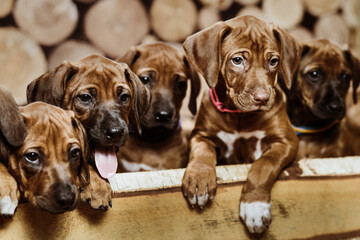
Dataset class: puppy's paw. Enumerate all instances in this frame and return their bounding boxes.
[0,173,20,217]
[181,163,217,208]
[81,167,112,212]
[239,201,272,234]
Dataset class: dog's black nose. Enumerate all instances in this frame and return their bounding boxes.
[155,111,173,122]
[54,184,76,208]
[327,102,342,113]
[105,127,124,139]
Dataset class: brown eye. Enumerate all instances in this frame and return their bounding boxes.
[342,73,351,82]
[70,148,80,158]
[78,94,92,103]
[120,93,130,104]
[307,70,321,82]
[140,75,150,84]
[24,152,40,164]
[232,56,243,65]
[269,57,279,67]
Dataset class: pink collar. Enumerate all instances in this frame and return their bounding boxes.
[209,88,243,113]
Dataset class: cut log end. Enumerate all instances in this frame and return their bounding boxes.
[0,27,47,104]
[150,0,197,42]
[13,0,79,46]
[84,0,149,58]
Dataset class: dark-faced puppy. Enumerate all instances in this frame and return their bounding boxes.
[116,42,200,171]
[26,55,150,210]
[7,102,89,214]
[181,16,301,233]
[0,86,27,217]
[281,39,360,159]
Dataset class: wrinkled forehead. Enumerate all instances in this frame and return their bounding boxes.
[133,47,185,71]
[221,23,279,55]
[76,62,127,85]
[301,44,348,71]
[21,104,77,138]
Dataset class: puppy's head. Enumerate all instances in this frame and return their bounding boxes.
[291,39,360,120]
[183,16,301,112]
[117,42,200,132]
[8,102,89,213]
[0,86,27,162]
[26,55,150,178]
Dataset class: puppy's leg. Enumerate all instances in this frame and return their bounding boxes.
[0,163,20,217]
[80,165,112,212]
[239,137,297,234]
[182,135,217,208]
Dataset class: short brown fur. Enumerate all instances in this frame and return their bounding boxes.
[181,16,301,234]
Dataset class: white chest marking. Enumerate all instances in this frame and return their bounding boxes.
[216,130,265,160]
[120,159,159,172]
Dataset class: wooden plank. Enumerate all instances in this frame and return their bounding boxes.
[1,157,360,239]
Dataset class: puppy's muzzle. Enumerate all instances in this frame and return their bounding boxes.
[53,182,77,210]
[251,90,270,106]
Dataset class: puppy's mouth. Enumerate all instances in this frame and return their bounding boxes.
[93,145,119,179]
[34,195,79,214]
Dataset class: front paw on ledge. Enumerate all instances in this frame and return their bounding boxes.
[239,201,272,234]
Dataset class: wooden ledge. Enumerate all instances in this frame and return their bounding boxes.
[1,157,360,239]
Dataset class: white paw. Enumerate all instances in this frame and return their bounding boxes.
[187,188,209,208]
[0,196,18,216]
[239,201,271,234]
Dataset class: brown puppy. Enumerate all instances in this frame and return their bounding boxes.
[6,102,89,214]
[182,16,301,233]
[0,86,27,216]
[26,55,150,210]
[281,39,360,159]
[116,42,200,171]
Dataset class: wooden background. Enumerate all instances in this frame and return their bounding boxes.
[0,0,359,105]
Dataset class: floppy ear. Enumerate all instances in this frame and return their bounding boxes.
[272,25,302,90]
[345,50,360,103]
[123,65,150,135]
[0,86,27,147]
[115,46,140,67]
[183,56,201,115]
[183,21,230,89]
[70,114,90,187]
[27,61,79,106]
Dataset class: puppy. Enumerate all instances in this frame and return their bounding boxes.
[181,16,301,233]
[281,39,360,159]
[4,102,89,214]
[0,86,27,217]
[116,42,200,171]
[26,55,150,210]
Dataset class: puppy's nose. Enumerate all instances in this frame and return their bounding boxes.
[327,102,342,113]
[252,91,270,104]
[105,127,124,139]
[54,184,76,208]
[155,111,173,122]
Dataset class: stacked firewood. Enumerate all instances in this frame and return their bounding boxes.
[0,0,358,104]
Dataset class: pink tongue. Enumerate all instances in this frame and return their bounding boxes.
[94,145,118,179]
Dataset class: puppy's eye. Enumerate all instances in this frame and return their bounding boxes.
[176,80,187,91]
[78,94,92,103]
[232,57,244,65]
[24,152,40,164]
[120,93,130,104]
[342,73,351,82]
[269,57,279,68]
[69,147,81,160]
[307,70,321,81]
[140,76,150,84]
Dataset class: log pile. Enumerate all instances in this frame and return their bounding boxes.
[0,0,358,105]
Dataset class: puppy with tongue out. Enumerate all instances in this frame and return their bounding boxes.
[26,55,150,211]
